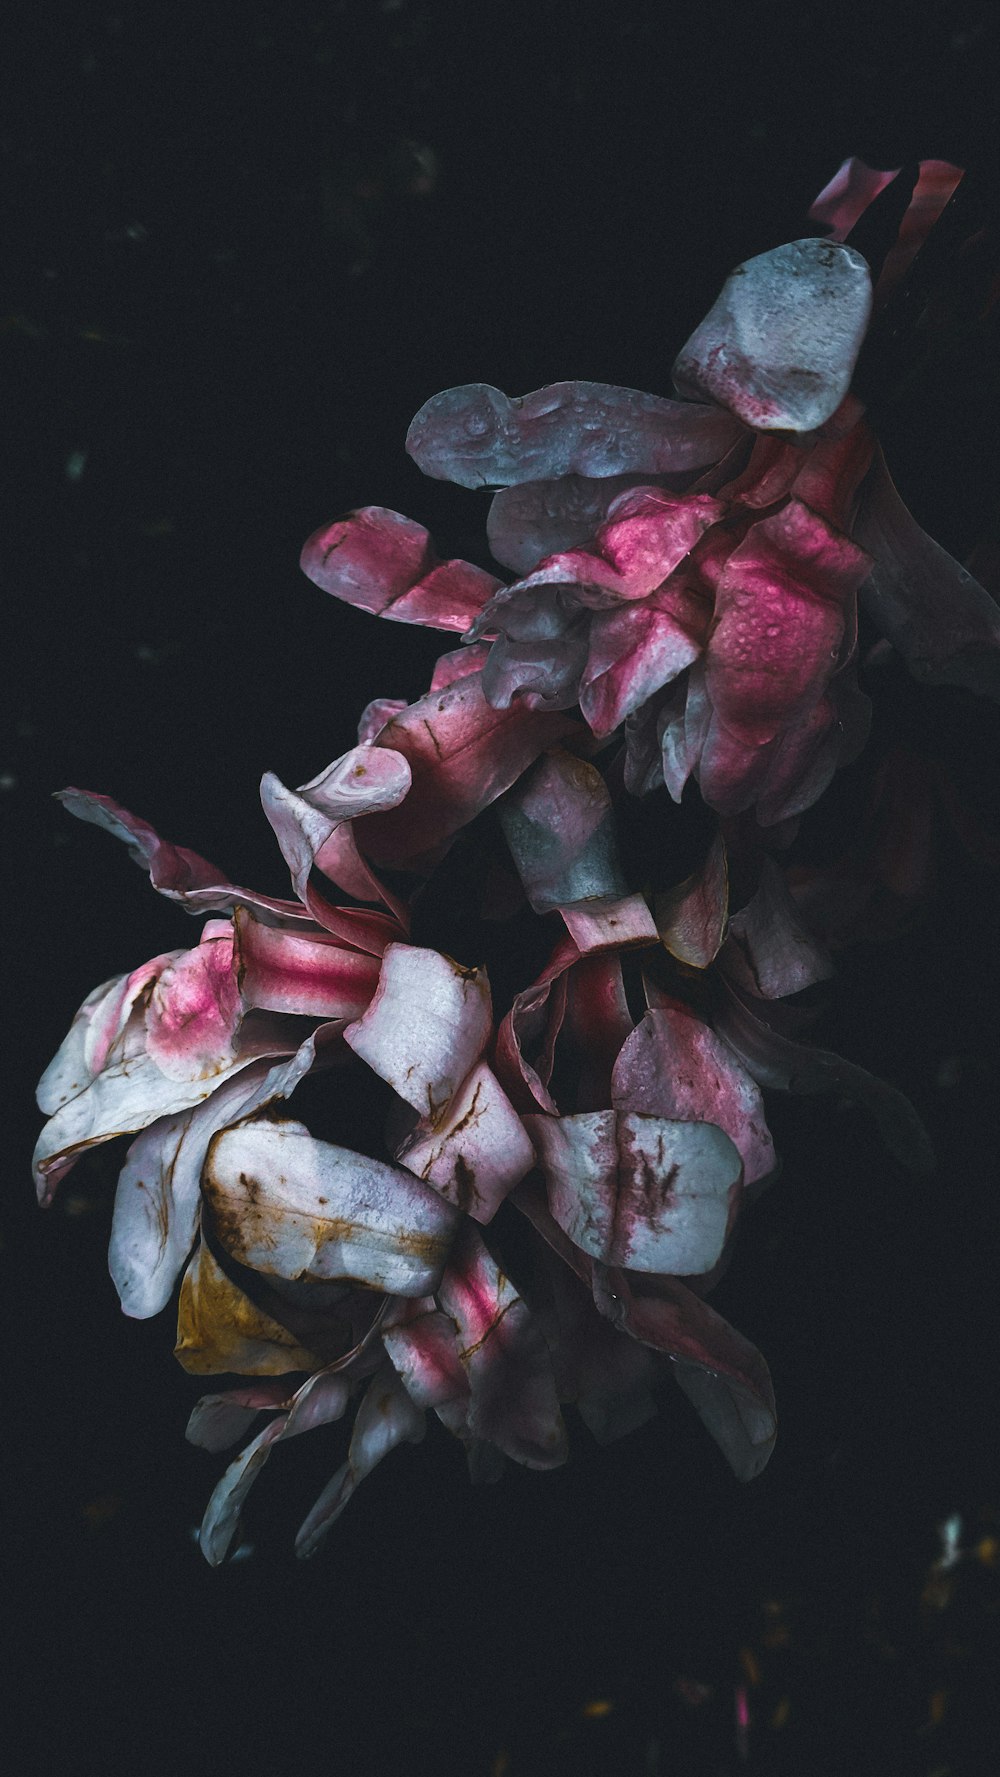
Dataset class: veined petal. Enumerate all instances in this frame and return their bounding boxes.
[344,943,492,1120]
[395,1060,536,1222]
[612,1006,774,1188]
[295,1367,425,1558]
[175,1240,327,1376]
[382,1308,470,1415]
[234,909,380,1019]
[36,956,180,1115]
[406,381,742,488]
[528,1109,741,1275]
[300,506,501,632]
[186,1379,298,1453]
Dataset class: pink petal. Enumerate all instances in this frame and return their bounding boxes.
[406,381,743,488]
[655,831,729,967]
[562,950,635,1111]
[493,935,578,1114]
[854,447,1000,699]
[382,1308,471,1416]
[529,1109,741,1274]
[673,240,873,433]
[579,602,704,734]
[203,1118,460,1295]
[612,1006,774,1188]
[344,943,492,1119]
[722,858,834,998]
[395,1060,536,1222]
[55,788,311,925]
[429,643,492,690]
[259,744,412,905]
[807,155,901,241]
[300,506,501,632]
[295,1368,425,1558]
[109,1033,325,1318]
[144,926,243,1082]
[437,1224,567,1469]
[357,697,407,744]
[357,673,580,869]
[234,909,380,1019]
[560,894,659,955]
[875,160,964,301]
[36,955,181,1116]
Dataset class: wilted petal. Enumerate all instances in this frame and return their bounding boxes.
[541,1258,657,1444]
[612,1007,774,1187]
[674,239,872,433]
[204,1118,460,1295]
[854,448,1000,698]
[579,602,705,734]
[655,831,729,967]
[437,1224,567,1469]
[186,1379,297,1453]
[529,1108,741,1274]
[300,506,501,632]
[175,1240,327,1376]
[56,788,310,925]
[396,1060,536,1222]
[234,909,380,1020]
[295,1367,425,1559]
[498,749,627,911]
[493,935,577,1114]
[36,958,180,1115]
[199,1415,290,1566]
[714,978,934,1171]
[406,381,742,488]
[722,859,834,998]
[344,944,492,1119]
[110,1033,325,1318]
[357,697,407,744]
[259,744,412,905]
[281,1368,353,1438]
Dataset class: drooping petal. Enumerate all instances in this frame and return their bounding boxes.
[493,934,578,1114]
[612,1006,774,1188]
[382,1307,471,1420]
[300,506,501,632]
[175,1240,327,1375]
[655,831,729,967]
[259,744,413,905]
[874,160,964,300]
[395,1060,536,1222]
[540,1255,657,1444]
[198,1416,290,1565]
[853,448,1000,699]
[344,943,492,1119]
[722,858,834,998]
[591,1268,776,1480]
[713,978,934,1172]
[673,239,873,433]
[437,1224,567,1470]
[528,1110,741,1275]
[233,909,381,1020]
[55,788,311,925]
[109,1032,326,1318]
[203,1118,460,1295]
[186,1379,297,1453]
[295,1367,425,1559]
[406,381,742,488]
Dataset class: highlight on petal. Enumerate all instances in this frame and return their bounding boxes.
[395,1060,536,1222]
[295,1367,425,1559]
[175,1240,327,1376]
[498,749,629,913]
[36,956,181,1116]
[655,832,729,968]
[300,506,501,632]
[203,1117,460,1296]
[344,943,492,1120]
[259,744,412,905]
[406,381,742,488]
[673,239,873,432]
[144,924,242,1082]
[110,1033,324,1319]
[528,1110,742,1275]
[854,448,1000,699]
[233,909,381,1020]
[382,1307,471,1421]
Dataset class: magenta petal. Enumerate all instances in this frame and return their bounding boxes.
[722,858,834,998]
[580,603,703,734]
[655,831,729,967]
[55,789,311,925]
[714,979,934,1172]
[344,943,492,1118]
[429,643,492,690]
[109,1034,324,1318]
[36,955,180,1116]
[560,895,659,955]
[144,926,243,1082]
[674,240,872,433]
[612,1006,774,1188]
[300,506,501,632]
[234,909,380,1019]
[395,1060,536,1222]
[406,381,743,488]
[259,744,412,905]
[437,1224,567,1469]
[203,1118,460,1294]
[357,697,407,744]
[295,1367,425,1558]
[854,448,1000,699]
[592,1269,776,1480]
[357,673,580,868]
[529,1110,741,1275]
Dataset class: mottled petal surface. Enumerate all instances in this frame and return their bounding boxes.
[396,1059,536,1222]
[175,1240,326,1376]
[344,943,492,1119]
[259,745,412,905]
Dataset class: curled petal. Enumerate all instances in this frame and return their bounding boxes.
[406,381,742,489]
[175,1240,327,1376]
[854,448,1000,699]
[357,697,407,744]
[295,1368,425,1559]
[395,1060,536,1222]
[36,956,180,1115]
[808,155,901,242]
[382,1308,471,1417]
[259,745,412,905]
[673,240,873,432]
[234,909,380,1020]
[300,506,501,632]
[612,1007,774,1188]
[429,643,492,691]
[198,1416,290,1566]
[203,1118,460,1296]
[186,1379,296,1453]
[344,943,492,1119]
[493,935,578,1114]
[579,601,705,735]
[528,1109,742,1274]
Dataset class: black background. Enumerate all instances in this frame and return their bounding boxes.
[5,3,1000,1772]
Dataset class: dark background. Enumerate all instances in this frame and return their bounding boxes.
[5,3,1000,1772]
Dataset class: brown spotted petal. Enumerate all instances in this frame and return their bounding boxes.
[394,1059,536,1223]
[526,1109,742,1275]
[344,943,492,1122]
[175,1240,328,1376]
[203,1118,460,1296]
